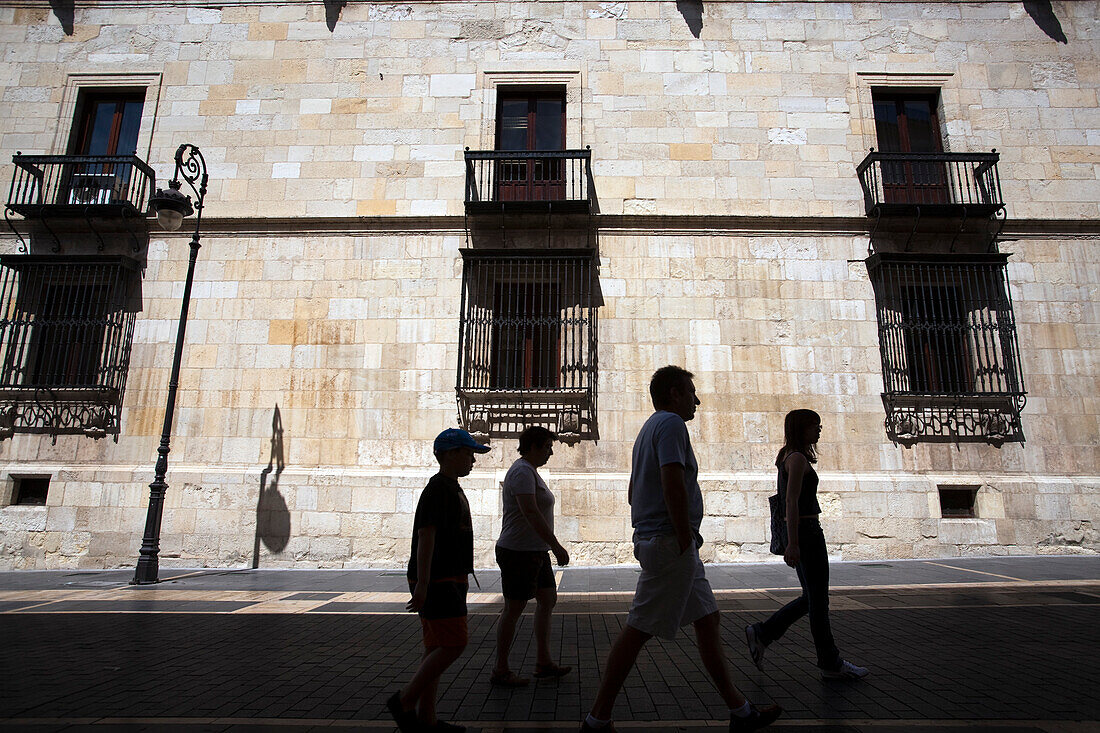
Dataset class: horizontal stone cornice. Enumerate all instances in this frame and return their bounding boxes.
[180,215,1100,239]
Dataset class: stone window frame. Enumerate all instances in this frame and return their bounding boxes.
[52,73,163,159]
[854,71,956,153]
[475,67,585,151]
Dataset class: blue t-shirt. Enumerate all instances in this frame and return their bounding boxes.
[629,410,704,546]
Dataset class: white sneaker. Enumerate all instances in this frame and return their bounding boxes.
[822,660,869,680]
[744,624,767,671]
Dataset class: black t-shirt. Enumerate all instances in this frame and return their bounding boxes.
[407,473,474,583]
[777,450,822,517]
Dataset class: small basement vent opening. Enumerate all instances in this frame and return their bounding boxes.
[11,476,50,506]
[938,485,978,519]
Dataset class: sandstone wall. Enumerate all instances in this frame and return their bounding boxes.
[0,1,1097,568]
[0,1,1097,219]
[0,226,1095,569]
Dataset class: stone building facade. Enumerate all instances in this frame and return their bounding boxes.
[0,0,1096,570]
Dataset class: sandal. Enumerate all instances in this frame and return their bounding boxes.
[534,662,572,679]
[490,670,530,687]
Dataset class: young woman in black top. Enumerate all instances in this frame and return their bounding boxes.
[744,409,869,680]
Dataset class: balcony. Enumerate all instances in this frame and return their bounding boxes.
[7,154,155,219]
[856,150,1004,218]
[464,148,593,214]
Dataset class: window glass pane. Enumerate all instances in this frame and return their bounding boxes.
[116,100,144,155]
[498,98,529,151]
[873,100,901,152]
[902,99,939,152]
[534,96,564,150]
[84,101,118,155]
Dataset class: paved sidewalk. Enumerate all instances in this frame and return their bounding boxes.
[1,556,1098,732]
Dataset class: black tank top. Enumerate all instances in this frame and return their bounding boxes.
[777,450,821,517]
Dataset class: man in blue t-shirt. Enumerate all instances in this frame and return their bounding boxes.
[580,366,781,733]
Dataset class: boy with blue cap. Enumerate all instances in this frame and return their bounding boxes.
[388,428,490,733]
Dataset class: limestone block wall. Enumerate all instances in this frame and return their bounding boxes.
[0,223,1096,569]
[0,1,1096,567]
[0,2,1098,219]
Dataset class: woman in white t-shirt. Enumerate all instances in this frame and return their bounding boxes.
[490,426,571,687]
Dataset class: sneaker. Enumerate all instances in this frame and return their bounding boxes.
[730,703,782,732]
[490,669,530,687]
[429,722,466,732]
[579,720,618,732]
[744,623,767,671]
[534,662,573,679]
[822,659,870,680]
[386,691,419,733]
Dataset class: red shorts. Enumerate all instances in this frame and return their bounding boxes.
[420,615,469,649]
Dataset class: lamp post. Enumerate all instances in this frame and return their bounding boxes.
[132,143,207,585]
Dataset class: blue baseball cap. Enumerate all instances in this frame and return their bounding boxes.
[433,428,490,455]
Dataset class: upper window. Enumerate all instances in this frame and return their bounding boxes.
[493,89,567,203]
[872,91,943,155]
[69,89,145,156]
[872,90,947,206]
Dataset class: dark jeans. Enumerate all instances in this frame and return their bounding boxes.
[757,517,841,670]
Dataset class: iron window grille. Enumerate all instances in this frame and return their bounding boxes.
[867,252,1026,445]
[457,249,597,440]
[0,255,139,440]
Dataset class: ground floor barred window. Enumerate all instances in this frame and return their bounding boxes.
[867,252,1026,445]
[456,249,598,441]
[0,255,139,440]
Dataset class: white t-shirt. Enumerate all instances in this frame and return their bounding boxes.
[629,410,703,546]
[497,457,556,552]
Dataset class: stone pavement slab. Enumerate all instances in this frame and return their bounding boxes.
[2,556,1098,594]
[0,557,1097,732]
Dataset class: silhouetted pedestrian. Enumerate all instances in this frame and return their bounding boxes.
[581,366,781,733]
[744,409,869,680]
[387,428,489,733]
[491,426,571,687]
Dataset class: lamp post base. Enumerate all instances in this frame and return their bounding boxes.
[131,557,159,585]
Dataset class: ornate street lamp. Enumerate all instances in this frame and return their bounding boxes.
[132,144,207,585]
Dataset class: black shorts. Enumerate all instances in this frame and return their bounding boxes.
[409,579,468,621]
[495,545,555,601]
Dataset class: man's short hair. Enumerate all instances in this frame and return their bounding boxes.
[649,365,694,408]
[518,425,557,454]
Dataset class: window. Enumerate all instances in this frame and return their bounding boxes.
[938,485,979,519]
[494,89,566,202]
[899,283,972,395]
[867,253,1026,444]
[491,281,561,390]
[56,89,147,208]
[69,89,145,157]
[10,477,50,506]
[457,250,597,439]
[872,90,947,205]
[0,256,139,439]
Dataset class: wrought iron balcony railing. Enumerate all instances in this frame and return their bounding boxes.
[464,148,592,213]
[856,150,1003,217]
[7,153,155,219]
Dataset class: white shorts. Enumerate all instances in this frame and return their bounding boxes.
[626,534,718,640]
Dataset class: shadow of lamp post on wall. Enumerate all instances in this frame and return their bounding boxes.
[132,144,207,585]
